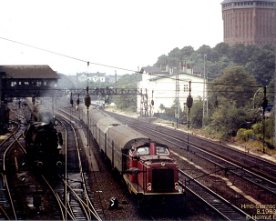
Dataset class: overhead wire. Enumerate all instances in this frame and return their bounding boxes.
[0,36,139,73]
[0,36,270,89]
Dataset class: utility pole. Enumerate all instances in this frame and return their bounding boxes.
[175,71,180,128]
[150,90,154,117]
[145,89,149,117]
[202,54,208,127]
[140,89,143,117]
[262,86,268,153]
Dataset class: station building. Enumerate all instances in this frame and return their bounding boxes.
[0,65,58,99]
[137,66,206,117]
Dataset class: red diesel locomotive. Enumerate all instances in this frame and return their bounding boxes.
[86,108,184,201]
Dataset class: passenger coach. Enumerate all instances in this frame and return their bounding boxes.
[84,107,184,200]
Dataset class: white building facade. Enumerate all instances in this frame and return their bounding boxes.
[137,66,206,117]
[77,72,106,83]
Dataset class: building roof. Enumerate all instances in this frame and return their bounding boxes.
[149,72,204,82]
[222,0,276,3]
[0,65,58,79]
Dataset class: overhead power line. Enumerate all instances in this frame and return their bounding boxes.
[0,36,139,73]
[0,36,267,89]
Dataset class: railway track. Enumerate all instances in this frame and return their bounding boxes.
[109,112,276,191]
[0,102,104,220]
[179,170,251,221]
[57,111,104,220]
[0,121,26,220]
[60,105,257,220]
[107,112,276,219]
[1,118,65,220]
[134,122,276,198]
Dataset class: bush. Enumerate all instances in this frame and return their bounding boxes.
[237,128,254,142]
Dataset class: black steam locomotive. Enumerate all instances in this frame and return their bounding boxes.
[24,121,63,175]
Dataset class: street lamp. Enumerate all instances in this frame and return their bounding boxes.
[252,87,268,153]
[262,86,268,153]
[252,87,263,109]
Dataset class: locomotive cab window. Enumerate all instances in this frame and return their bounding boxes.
[136,147,149,156]
[156,146,170,155]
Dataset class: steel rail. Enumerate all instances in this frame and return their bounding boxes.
[57,113,103,221]
[109,113,276,195]
[179,169,254,221]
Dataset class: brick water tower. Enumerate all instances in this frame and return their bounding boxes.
[222,0,276,46]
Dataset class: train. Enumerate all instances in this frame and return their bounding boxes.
[84,107,184,203]
[24,112,64,175]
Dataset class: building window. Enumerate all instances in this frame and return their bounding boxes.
[36,81,42,87]
[183,84,189,92]
[11,81,17,87]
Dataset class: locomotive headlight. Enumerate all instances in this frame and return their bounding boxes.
[175,182,183,193]
[147,183,152,191]
[36,161,43,168]
[56,161,63,168]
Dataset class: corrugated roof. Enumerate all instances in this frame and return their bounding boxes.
[0,65,58,79]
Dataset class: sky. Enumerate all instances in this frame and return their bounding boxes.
[0,0,223,75]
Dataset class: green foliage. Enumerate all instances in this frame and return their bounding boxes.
[153,43,275,143]
[190,100,203,128]
[209,99,255,138]
[237,128,254,142]
[246,46,275,85]
[114,73,141,88]
[159,104,165,113]
[154,43,275,85]
[207,65,259,137]
[252,115,275,142]
[111,73,142,111]
[211,65,258,108]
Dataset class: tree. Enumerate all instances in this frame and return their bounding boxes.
[246,48,275,85]
[180,46,194,58]
[159,104,165,113]
[213,42,230,57]
[112,73,141,111]
[209,100,251,138]
[190,100,203,128]
[229,44,248,64]
[155,54,169,69]
[211,65,258,108]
